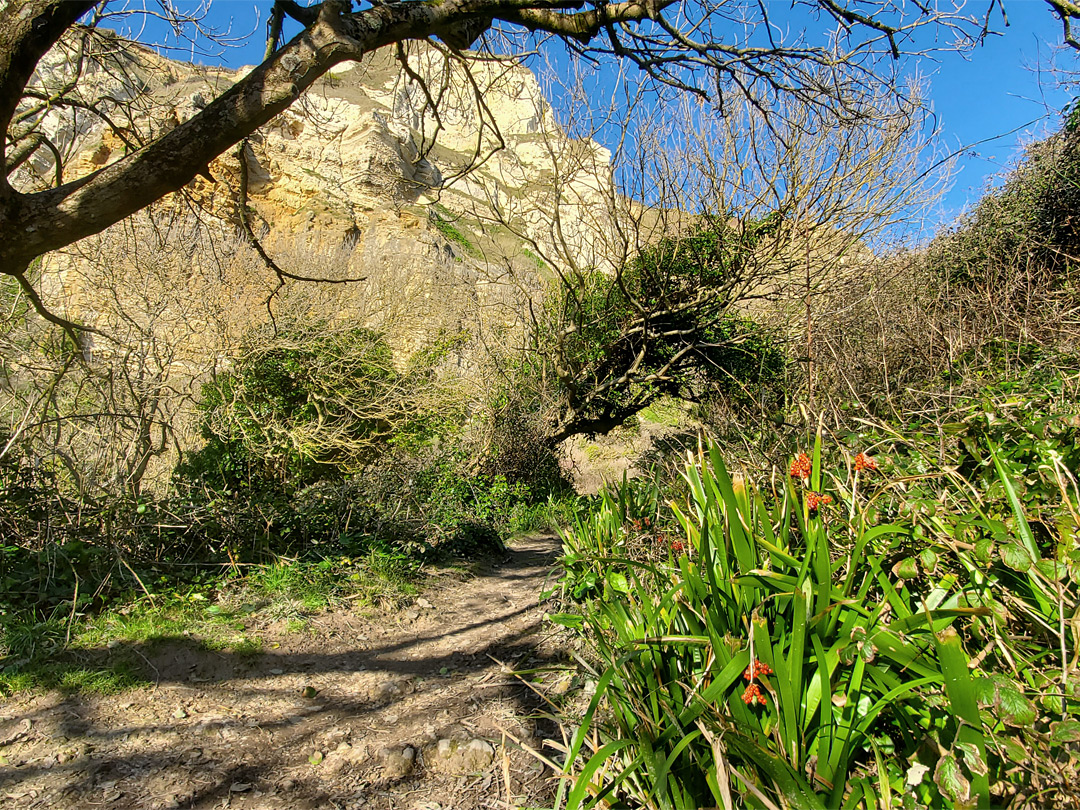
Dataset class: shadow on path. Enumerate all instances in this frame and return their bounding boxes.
[0,534,568,810]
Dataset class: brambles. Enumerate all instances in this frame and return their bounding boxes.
[182,322,457,492]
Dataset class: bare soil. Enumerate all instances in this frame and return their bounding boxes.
[0,535,567,810]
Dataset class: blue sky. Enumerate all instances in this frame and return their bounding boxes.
[103,1,1076,228]
[920,0,1073,220]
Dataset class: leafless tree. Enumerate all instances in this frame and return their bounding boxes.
[1,0,1059,335]
[0,210,273,500]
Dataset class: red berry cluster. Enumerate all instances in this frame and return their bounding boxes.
[743,660,773,681]
[790,452,832,514]
[670,539,686,554]
[854,452,877,472]
[741,682,767,706]
[805,491,833,513]
[740,658,772,706]
[789,453,812,480]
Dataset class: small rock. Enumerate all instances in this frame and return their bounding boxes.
[229,782,252,793]
[403,608,421,622]
[172,707,188,720]
[325,741,367,774]
[430,738,495,775]
[416,597,433,609]
[279,779,296,792]
[376,745,415,779]
[269,668,285,675]
[376,681,401,700]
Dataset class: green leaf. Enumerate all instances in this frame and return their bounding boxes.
[919,548,939,573]
[934,626,989,807]
[997,684,1037,727]
[566,739,638,809]
[725,734,827,810]
[999,543,1032,573]
[892,558,919,579]
[1050,720,1080,743]
[1036,558,1067,581]
[934,753,970,804]
[973,677,997,708]
[956,742,988,777]
[973,539,994,564]
[998,737,1027,763]
[546,613,584,630]
[988,441,1039,561]
[607,571,630,594]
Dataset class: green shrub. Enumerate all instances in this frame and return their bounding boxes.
[534,218,788,442]
[927,123,1080,294]
[180,323,404,493]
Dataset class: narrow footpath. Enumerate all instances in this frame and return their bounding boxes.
[0,534,565,810]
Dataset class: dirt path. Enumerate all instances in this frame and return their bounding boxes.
[0,535,567,810]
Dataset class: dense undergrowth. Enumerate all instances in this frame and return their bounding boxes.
[0,318,573,692]
[549,399,1080,808]
[541,114,1080,809]
[1,86,1078,810]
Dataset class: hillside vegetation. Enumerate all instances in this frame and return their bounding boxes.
[544,119,1080,808]
[2,63,1080,810]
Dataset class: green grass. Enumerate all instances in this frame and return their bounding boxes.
[0,550,423,695]
[430,205,480,257]
[637,397,686,428]
[0,659,145,697]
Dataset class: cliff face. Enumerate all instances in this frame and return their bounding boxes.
[7,36,627,490]
[18,35,617,288]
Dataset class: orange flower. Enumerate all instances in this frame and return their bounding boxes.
[789,453,812,480]
[854,452,877,472]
